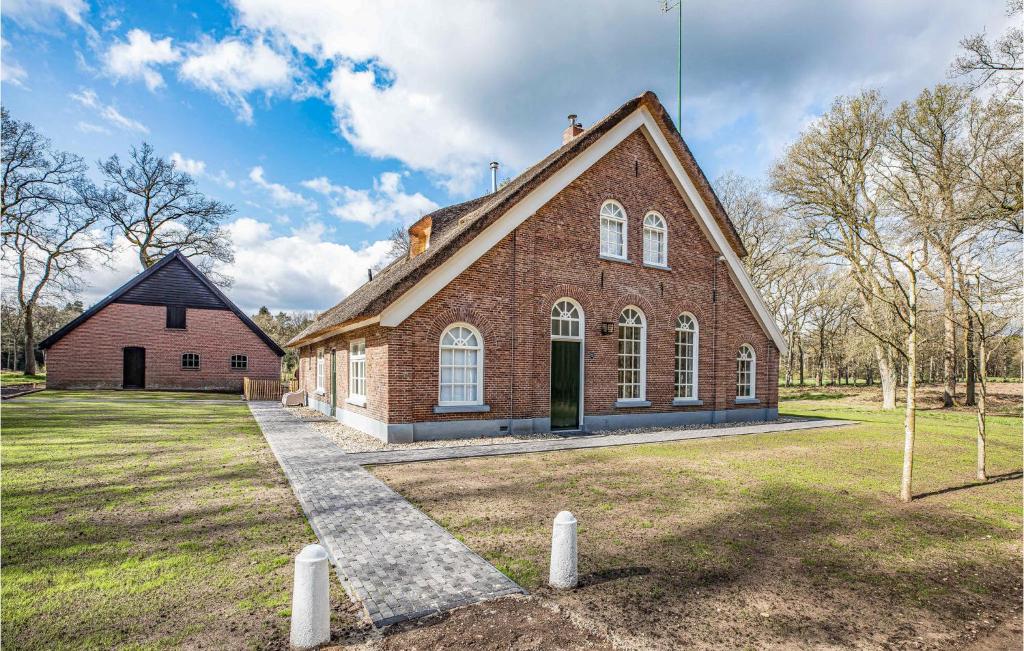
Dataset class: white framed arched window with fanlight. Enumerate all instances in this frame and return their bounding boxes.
[736,344,756,400]
[438,323,483,406]
[674,313,698,400]
[551,298,583,340]
[617,306,647,401]
[599,200,628,259]
[643,211,668,267]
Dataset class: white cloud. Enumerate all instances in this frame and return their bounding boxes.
[230,0,1015,190]
[170,152,206,177]
[303,171,437,227]
[70,89,149,133]
[248,166,317,211]
[1,38,29,87]
[76,121,111,135]
[3,0,87,28]
[104,29,181,91]
[179,36,294,123]
[222,217,392,312]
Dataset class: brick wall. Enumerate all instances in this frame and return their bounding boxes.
[301,130,779,425]
[46,302,281,390]
[297,324,389,422]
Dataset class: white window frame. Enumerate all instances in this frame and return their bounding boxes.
[315,349,325,394]
[617,306,647,401]
[643,211,668,267]
[348,339,367,405]
[438,323,484,406]
[737,344,756,400]
[674,313,699,400]
[551,298,584,340]
[599,200,628,260]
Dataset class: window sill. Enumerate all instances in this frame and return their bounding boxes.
[434,404,491,414]
[314,389,326,396]
[614,399,651,408]
[598,254,632,265]
[672,398,703,406]
[346,397,367,407]
[182,368,200,371]
[735,397,760,405]
[642,262,671,271]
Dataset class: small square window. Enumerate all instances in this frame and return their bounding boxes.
[166,305,186,329]
[181,353,200,370]
[230,354,248,370]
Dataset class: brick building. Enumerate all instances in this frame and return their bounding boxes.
[40,251,283,391]
[288,92,786,442]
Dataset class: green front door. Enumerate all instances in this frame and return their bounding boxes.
[550,340,581,429]
[330,349,337,415]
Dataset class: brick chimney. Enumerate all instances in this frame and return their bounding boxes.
[562,114,584,144]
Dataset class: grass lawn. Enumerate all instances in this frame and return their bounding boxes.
[374,385,1023,649]
[1,371,46,386]
[1,391,361,650]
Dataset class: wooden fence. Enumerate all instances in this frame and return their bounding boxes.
[243,377,292,401]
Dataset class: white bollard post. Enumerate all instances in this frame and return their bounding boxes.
[290,544,330,649]
[549,511,578,589]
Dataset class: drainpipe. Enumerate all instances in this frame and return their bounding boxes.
[712,255,723,422]
[509,227,517,434]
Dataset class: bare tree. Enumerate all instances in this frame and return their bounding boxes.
[1,108,109,374]
[373,226,411,272]
[950,0,1022,98]
[771,90,901,409]
[94,143,234,282]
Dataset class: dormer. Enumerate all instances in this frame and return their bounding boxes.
[409,215,432,259]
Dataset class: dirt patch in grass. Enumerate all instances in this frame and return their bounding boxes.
[356,596,613,650]
[1,391,364,649]
[373,399,1022,650]
[780,381,1022,415]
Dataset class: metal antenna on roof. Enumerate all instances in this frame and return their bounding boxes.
[660,0,683,129]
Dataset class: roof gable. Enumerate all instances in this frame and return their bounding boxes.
[39,252,285,356]
[288,91,785,354]
[115,256,228,309]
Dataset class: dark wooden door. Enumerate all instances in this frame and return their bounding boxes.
[550,341,580,429]
[123,347,145,389]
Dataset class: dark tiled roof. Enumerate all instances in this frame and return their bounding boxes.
[40,251,285,356]
[288,91,745,347]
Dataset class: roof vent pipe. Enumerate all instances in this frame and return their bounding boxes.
[490,161,499,193]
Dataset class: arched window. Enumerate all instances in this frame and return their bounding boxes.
[737,344,756,399]
[675,314,698,399]
[439,323,483,405]
[551,298,583,339]
[643,212,667,266]
[599,200,627,259]
[617,307,646,400]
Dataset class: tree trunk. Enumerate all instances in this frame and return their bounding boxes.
[22,302,36,375]
[900,264,918,503]
[976,333,987,481]
[798,342,805,385]
[941,263,955,407]
[877,345,897,409]
[785,330,795,386]
[965,313,976,406]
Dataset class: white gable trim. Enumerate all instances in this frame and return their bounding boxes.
[379,107,788,355]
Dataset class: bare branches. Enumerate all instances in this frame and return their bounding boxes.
[0,108,111,374]
[949,0,1023,98]
[94,142,235,283]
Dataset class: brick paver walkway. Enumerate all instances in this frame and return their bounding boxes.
[346,417,857,466]
[248,402,523,627]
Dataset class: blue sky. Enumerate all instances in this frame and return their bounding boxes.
[1,0,1012,313]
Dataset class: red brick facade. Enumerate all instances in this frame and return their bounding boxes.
[46,303,281,391]
[299,131,779,436]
